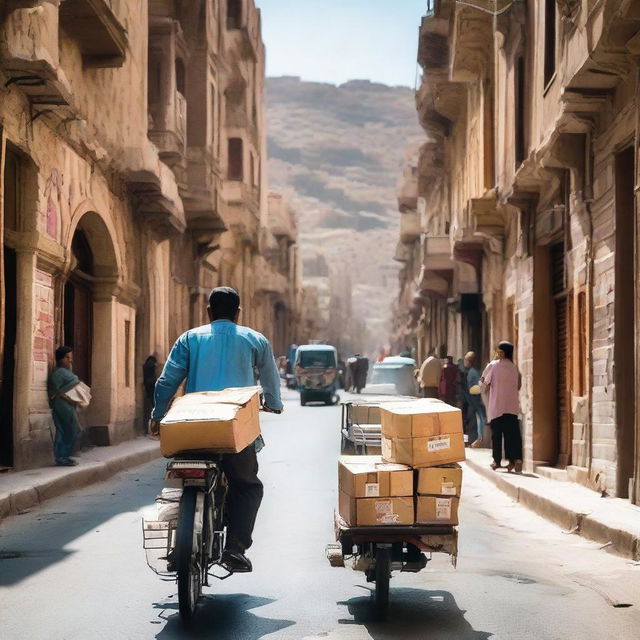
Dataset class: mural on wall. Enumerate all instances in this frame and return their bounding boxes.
[32,270,56,386]
[42,169,62,241]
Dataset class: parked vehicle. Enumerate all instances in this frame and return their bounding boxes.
[294,344,339,406]
[364,356,418,397]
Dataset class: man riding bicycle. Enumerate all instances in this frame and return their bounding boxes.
[149,286,283,572]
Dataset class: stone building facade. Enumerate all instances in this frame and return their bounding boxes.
[394,0,640,503]
[0,0,301,470]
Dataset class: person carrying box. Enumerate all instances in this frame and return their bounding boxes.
[149,286,283,573]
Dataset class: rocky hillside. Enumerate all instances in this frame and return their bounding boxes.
[265,76,423,350]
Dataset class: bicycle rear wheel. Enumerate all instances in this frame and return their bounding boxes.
[176,486,201,620]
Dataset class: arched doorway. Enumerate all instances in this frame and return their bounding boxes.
[64,228,94,385]
[63,211,120,434]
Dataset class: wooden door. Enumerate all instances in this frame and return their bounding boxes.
[552,243,571,467]
[64,278,92,385]
[0,247,16,467]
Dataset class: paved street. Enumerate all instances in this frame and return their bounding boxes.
[1,389,639,640]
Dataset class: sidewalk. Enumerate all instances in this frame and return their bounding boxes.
[0,438,161,521]
[465,448,640,561]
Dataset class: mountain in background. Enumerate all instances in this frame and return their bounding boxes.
[265,76,423,350]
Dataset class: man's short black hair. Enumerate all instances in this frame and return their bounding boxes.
[208,286,240,320]
[55,345,73,362]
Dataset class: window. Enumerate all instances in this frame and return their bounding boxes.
[228,137,243,180]
[576,291,586,396]
[515,56,526,167]
[227,0,242,29]
[544,0,556,87]
[210,83,217,150]
[3,149,20,232]
[124,320,131,388]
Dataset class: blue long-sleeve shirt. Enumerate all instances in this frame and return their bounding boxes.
[151,320,283,421]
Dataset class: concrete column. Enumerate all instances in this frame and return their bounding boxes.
[12,249,36,468]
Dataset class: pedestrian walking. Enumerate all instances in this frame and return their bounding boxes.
[463,351,487,447]
[416,353,441,398]
[480,341,523,473]
[48,346,82,466]
[439,355,460,406]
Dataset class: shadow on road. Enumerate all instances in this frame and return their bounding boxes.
[339,588,491,639]
[0,466,162,586]
[153,593,295,639]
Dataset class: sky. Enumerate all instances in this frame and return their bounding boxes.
[256,0,427,88]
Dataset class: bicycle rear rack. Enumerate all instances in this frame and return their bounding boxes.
[142,519,176,580]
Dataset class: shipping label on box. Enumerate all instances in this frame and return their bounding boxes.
[418,465,463,496]
[380,399,462,439]
[416,496,460,525]
[338,456,413,498]
[382,431,465,467]
[339,491,414,526]
[160,386,261,456]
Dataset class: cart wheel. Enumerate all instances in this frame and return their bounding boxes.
[374,546,391,619]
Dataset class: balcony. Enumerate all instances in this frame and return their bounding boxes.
[397,167,418,211]
[417,0,452,71]
[255,257,288,296]
[59,0,127,67]
[418,266,449,298]
[120,143,186,236]
[400,211,422,244]
[468,197,504,237]
[148,91,187,169]
[450,0,493,83]
[226,0,261,60]
[0,2,72,106]
[222,180,260,245]
[182,149,225,238]
[268,193,297,241]
[423,235,453,270]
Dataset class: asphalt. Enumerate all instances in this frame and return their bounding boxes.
[0,388,639,639]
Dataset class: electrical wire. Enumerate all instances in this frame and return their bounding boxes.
[454,0,516,16]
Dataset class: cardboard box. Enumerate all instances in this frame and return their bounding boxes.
[160,387,261,456]
[339,491,414,526]
[416,496,460,525]
[380,399,462,439]
[417,464,462,496]
[338,456,413,498]
[382,431,465,467]
[350,404,381,424]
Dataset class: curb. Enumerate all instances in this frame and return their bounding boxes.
[0,445,161,522]
[465,456,640,561]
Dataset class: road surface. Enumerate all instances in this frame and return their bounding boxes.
[1,388,639,639]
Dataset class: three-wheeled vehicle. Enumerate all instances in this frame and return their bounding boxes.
[330,394,458,619]
[295,344,339,406]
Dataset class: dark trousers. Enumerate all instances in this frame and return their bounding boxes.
[490,413,523,465]
[221,444,263,552]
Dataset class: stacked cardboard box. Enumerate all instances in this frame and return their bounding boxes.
[337,401,465,528]
[379,399,465,467]
[416,464,462,525]
[338,456,414,526]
